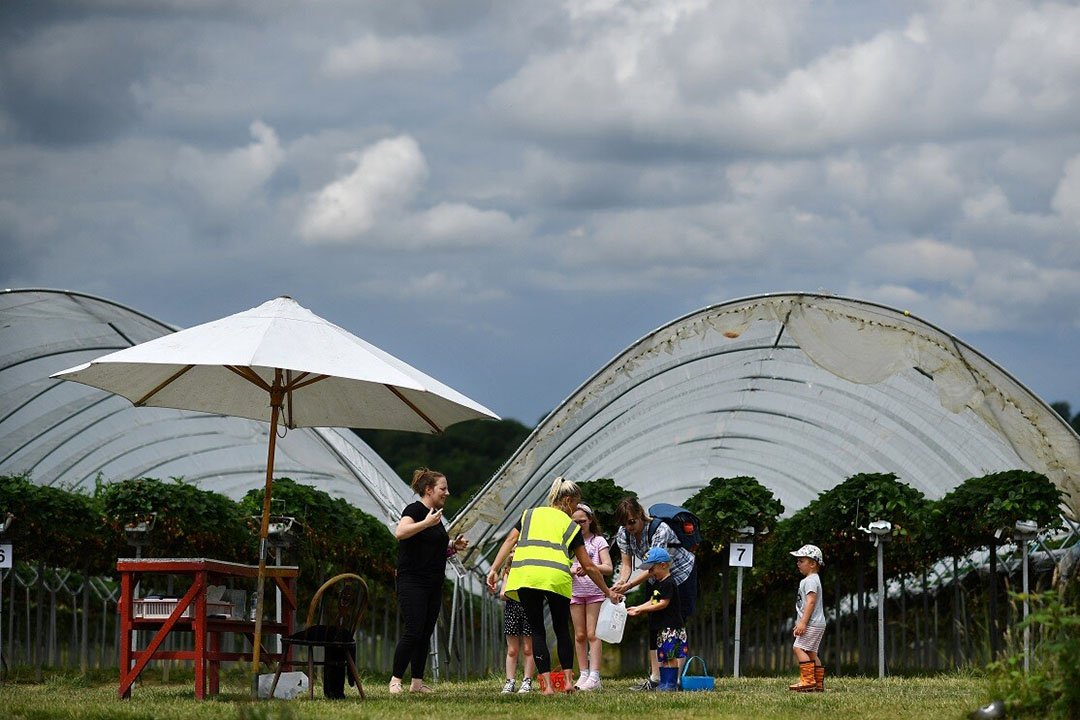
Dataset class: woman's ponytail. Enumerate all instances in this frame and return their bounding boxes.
[546,476,581,509]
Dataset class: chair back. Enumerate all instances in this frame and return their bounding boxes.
[306,573,369,635]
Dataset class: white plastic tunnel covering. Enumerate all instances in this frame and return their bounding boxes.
[451,293,1080,568]
[0,289,416,526]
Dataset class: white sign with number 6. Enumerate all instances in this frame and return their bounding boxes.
[729,541,753,568]
[0,543,11,569]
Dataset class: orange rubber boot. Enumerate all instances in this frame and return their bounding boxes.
[814,665,825,692]
[788,661,815,692]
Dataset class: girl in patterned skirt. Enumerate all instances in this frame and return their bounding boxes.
[500,550,536,693]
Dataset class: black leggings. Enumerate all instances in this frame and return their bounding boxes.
[516,587,572,674]
[392,579,443,680]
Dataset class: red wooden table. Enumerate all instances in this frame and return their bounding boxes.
[117,558,299,699]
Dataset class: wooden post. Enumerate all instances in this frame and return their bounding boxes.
[251,369,284,697]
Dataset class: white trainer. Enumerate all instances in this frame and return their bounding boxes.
[517,677,533,694]
[501,678,516,694]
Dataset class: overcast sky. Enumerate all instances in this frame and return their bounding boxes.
[3,0,1079,425]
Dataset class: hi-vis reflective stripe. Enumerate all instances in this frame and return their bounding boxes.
[512,558,571,574]
[562,522,578,546]
[521,508,578,551]
[517,539,565,552]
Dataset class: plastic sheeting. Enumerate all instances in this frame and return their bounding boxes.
[0,289,415,525]
[452,294,1079,569]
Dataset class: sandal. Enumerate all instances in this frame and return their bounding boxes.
[410,684,434,694]
[388,681,404,695]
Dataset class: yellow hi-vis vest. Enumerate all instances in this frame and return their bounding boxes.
[504,506,581,602]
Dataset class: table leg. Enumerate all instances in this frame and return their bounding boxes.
[209,631,220,695]
[118,572,133,700]
[194,571,207,700]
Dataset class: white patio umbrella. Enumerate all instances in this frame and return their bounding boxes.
[51,295,498,694]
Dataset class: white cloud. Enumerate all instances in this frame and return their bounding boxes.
[980,3,1080,118]
[172,120,283,210]
[403,203,524,248]
[321,34,458,77]
[298,135,428,245]
[862,239,977,283]
[489,1,1080,154]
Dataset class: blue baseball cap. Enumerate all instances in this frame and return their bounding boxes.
[640,547,671,568]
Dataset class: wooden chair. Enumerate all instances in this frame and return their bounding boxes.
[269,573,369,700]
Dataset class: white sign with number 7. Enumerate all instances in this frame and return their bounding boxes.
[729,541,753,568]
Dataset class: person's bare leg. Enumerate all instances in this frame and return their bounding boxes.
[505,636,519,679]
[586,602,603,676]
[523,636,536,680]
[570,603,588,680]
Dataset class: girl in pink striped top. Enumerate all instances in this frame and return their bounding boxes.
[569,503,612,691]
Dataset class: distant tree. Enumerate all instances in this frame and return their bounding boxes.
[1050,401,1071,423]
[355,418,531,516]
[1050,400,1080,436]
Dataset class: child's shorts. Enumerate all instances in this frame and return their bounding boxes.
[654,627,689,662]
[570,593,606,605]
[793,624,826,653]
[503,598,532,636]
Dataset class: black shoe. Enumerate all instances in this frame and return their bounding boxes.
[629,677,659,691]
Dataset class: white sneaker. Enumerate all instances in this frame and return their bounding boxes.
[501,678,516,694]
[517,677,532,694]
[581,675,602,691]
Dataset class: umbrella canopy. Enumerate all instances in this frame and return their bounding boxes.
[51,295,498,694]
[51,295,496,433]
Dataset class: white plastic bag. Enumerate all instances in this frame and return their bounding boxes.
[595,599,627,644]
[258,671,309,699]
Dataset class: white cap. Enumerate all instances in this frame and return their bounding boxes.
[789,544,824,565]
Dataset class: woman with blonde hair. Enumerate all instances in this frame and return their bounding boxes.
[486,477,623,695]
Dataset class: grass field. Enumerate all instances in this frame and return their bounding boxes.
[0,672,990,720]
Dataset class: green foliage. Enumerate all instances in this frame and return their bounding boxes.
[685,475,784,545]
[685,475,784,580]
[750,472,929,592]
[577,477,635,539]
[98,477,252,561]
[237,477,396,587]
[0,473,112,573]
[931,471,1066,558]
[356,418,531,517]
[987,591,1080,718]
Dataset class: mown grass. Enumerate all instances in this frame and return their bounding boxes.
[0,672,989,720]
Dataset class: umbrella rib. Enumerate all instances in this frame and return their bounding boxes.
[225,365,272,392]
[384,384,442,433]
[134,365,195,406]
[289,374,328,392]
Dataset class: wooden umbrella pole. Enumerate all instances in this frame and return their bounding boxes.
[251,369,285,697]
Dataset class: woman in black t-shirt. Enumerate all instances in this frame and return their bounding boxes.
[389,467,468,694]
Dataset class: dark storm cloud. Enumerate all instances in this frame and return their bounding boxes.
[1,0,1079,422]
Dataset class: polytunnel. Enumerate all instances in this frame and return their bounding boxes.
[451,293,1080,568]
[0,288,414,525]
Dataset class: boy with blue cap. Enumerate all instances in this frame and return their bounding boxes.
[626,547,689,691]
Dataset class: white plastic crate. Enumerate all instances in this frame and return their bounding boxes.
[133,597,234,620]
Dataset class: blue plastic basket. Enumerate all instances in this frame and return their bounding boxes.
[680,655,714,691]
